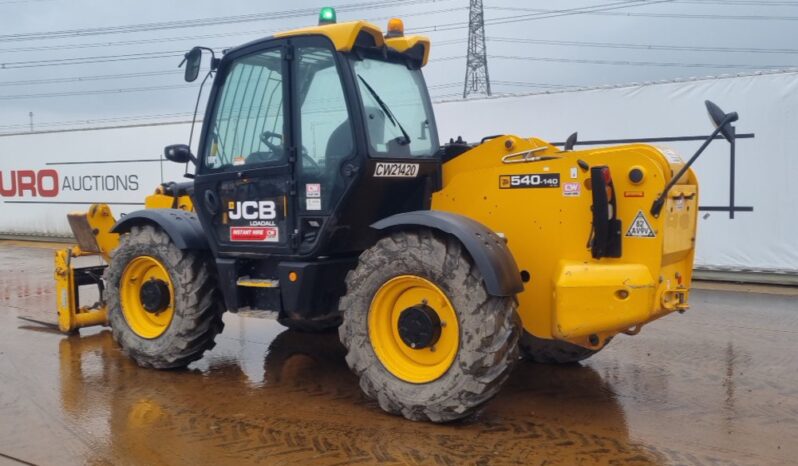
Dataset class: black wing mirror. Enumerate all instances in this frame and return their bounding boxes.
[705,100,739,143]
[164,144,195,164]
[182,47,203,83]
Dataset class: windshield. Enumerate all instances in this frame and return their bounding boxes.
[352,57,438,158]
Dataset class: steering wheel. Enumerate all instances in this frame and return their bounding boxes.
[260,131,283,154]
[257,130,321,169]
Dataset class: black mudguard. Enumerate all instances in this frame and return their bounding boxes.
[372,211,524,297]
[111,209,209,250]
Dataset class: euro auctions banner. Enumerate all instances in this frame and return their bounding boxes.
[433,71,798,275]
[0,122,191,237]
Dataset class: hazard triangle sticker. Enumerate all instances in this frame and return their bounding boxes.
[625,210,656,238]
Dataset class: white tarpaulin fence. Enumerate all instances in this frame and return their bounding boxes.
[1,71,796,275]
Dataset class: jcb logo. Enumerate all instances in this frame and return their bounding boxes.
[228,200,277,220]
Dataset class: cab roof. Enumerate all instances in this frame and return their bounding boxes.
[273,20,431,67]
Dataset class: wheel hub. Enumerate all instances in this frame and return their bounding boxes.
[368,275,460,383]
[397,304,442,350]
[139,278,171,313]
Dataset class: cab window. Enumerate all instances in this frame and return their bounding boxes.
[352,57,438,158]
[295,46,354,212]
[204,48,285,170]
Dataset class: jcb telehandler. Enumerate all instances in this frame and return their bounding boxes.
[55,9,739,422]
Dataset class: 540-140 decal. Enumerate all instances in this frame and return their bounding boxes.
[499,173,560,189]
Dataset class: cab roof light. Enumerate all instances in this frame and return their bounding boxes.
[386,18,404,38]
[319,7,337,25]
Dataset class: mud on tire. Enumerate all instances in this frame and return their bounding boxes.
[519,331,600,364]
[338,230,521,422]
[105,224,225,369]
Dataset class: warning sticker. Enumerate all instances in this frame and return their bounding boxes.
[306,183,321,198]
[626,211,656,238]
[306,198,321,211]
[657,146,683,164]
[563,182,581,197]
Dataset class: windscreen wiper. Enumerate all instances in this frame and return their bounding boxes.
[357,75,411,146]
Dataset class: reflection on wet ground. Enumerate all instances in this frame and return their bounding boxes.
[1,241,797,465]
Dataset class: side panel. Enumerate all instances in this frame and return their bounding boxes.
[432,136,697,348]
[372,210,523,297]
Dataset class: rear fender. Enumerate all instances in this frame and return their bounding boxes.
[372,211,523,297]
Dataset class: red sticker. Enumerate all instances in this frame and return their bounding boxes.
[230,227,279,242]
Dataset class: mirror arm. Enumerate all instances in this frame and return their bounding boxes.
[650,114,734,218]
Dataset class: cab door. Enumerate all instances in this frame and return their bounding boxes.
[193,42,295,257]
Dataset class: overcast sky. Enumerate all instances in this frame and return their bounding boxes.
[0,0,795,133]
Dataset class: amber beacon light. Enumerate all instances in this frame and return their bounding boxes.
[386,18,404,37]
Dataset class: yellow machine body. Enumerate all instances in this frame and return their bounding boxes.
[432,136,697,349]
[54,189,193,333]
[53,18,698,351]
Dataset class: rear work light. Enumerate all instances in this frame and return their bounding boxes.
[319,7,336,25]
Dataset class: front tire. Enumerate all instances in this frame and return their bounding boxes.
[105,225,225,369]
[339,230,520,422]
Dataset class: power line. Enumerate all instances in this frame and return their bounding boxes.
[488,5,798,21]
[0,6,465,56]
[489,36,798,55]
[493,80,576,89]
[0,78,485,101]
[0,50,187,69]
[490,54,793,70]
[0,2,668,71]
[0,0,52,4]
[411,0,675,33]
[0,0,447,43]
[673,0,798,5]
[0,84,195,101]
[0,70,180,87]
[0,111,195,131]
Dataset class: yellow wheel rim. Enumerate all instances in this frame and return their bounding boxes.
[120,256,175,339]
[368,275,460,384]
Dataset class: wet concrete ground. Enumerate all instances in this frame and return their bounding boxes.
[0,241,797,466]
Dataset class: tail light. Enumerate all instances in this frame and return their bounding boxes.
[589,166,622,258]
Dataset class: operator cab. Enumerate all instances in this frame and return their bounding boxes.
[184,16,439,260]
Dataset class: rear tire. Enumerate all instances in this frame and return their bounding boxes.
[105,224,225,369]
[339,230,520,422]
[519,331,600,364]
